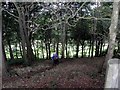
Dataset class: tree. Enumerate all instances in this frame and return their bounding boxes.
[97,1,120,73]
[0,2,7,77]
[105,1,120,66]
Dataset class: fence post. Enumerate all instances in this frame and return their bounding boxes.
[105,58,120,89]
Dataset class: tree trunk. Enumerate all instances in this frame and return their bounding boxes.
[105,1,119,63]
[32,40,36,59]
[14,4,28,64]
[19,42,23,58]
[7,39,14,60]
[98,2,120,73]
[89,39,91,57]
[95,40,100,57]
[99,40,103,56]
[2,44,8,77]
[118,40,120,53]
[41,41,44,59]
[36,40,39,58]
[76,41,79,58]
[48,42,51,59]
[56,42,59,55]
[66,30,68,58]
[15,43,18,59]
[91,37,94,57]
[22,8,34,64]
[81,40,85,58]
[45,43,49,59]
[0,3,8,77]
[13,3,35,65]
[53,42,56,52]
[61,23,66,58]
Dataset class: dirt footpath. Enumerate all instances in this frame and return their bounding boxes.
[2,57,105,88]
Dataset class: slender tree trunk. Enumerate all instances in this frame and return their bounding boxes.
[36,40,39,58]
[32,40,36,59]
[48,42,51,59]
[76,41,79,58]
[99,40,103,56]
[56,42,59,55]
[66,30,68,58]
[61,23,66,58]
[53,42,56,52]
[91,37,94,57]
[41,41,44,59]
[19,42,23,58]
[89,39,91,57]
[95,40,100,57]
[81,40,85,58]
[7,39,14,60]
[45,43,49,59]
[15,43,18,59]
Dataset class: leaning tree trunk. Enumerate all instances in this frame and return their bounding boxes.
[98,1,120,73]
[104,1,119,67]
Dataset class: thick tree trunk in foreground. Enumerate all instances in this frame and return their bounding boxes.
[104,1,119,67]
[0,3,7,77]
[98,2,120,73]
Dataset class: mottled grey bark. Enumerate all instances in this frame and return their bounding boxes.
[105,1,120,67]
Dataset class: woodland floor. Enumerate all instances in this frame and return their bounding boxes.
[2,57,106,89]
